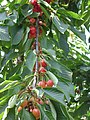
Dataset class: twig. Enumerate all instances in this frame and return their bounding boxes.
[33,18,39,88]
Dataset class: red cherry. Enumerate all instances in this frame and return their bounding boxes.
[32,108,40,119]
[41,59,47,67]
[33,4,42,13]
[39,67,46,73]
[39,21,46,26]
[36,98,44,104]
[28,32,36,39]
[45,100,49,104]
[39,21,43,25]
[30,109,33,112]
[21,100,28,108]
[45,0,51,3]
[31,0,37,5]
[17,106,22,112]
[30,26,36,34]
[39,99,44,104]
[39,28,42,35]
[38,81,46,88]
[29,26,36,39]
[30,18,36,24]
[39,12,43,16]
[47,80,54,87]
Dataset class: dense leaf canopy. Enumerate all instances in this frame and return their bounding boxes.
[0,0,90,120]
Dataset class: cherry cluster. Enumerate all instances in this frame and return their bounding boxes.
[28,19,42,39]
[38,80,54,88]
[28,0,52,39]
[32,43,54,88]
[33,58,54,88]
[31,0,52,13]
[17,95,49,119]
[17,99,40,119]
[17,0,54,119]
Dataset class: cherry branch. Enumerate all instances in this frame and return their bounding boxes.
[35,17,39,72]
[33,18,39,88]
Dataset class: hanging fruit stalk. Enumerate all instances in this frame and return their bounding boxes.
[33,18,39,88]
[17,1,54,119]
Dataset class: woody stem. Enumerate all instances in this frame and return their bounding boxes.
[33,18,39,88]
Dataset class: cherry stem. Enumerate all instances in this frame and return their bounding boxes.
[35,17,39,72]
[33,18,39,88]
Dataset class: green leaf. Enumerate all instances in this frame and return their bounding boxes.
[5,107,15,120]
[80,66,90,72]
[39,0,55,13]
[2,107,9,120]
[0,81,19,93]
[1,107,15,120]
[58,8,82,20]
[47,49,56,58]
[1,51,18,68]
[52,102,67,120]
[39,0,52,9]
[30,12,39,18]
[38,105,51,120]
[0,0,3,4]
[23,27,30,45]
[0,112,4,120]
[46,71,58,85]
[82,6,90,22]
[8,95,17,108]
[42,48,56,58]
[12,27,24,45]
[0,26,10,41]
[40,5,50,18]
[20,0,29,5]
[0,100,7,118]
[48,59,72,81]
[25,39,32,51]
[0,12,7,21]
[60,105,74,120]
[9,74,21,80]
[57,82,74,102]
[21,4,33,17]
[26,51,36,72]
[58,33,69,56]
[43,88,66,106]
[0,80,16,89]
[49,101,57,120]
[0,96,9,107]
[73,102,90,117]
[19,109,35,120]
[21,66,31,78]
[41,36,53,49]
[52,16,68,34]
[45,111,55,120]
[69,26,86,42]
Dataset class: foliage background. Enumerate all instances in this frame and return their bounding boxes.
[0,0,90,120]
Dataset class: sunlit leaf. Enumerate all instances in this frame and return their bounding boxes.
[0,26,10,41]
[0,12,7,21]
[26,51,36,72]
[52,16,68,34]
[43,88,66,106]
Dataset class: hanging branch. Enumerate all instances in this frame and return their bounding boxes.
[33,18,39,88]
[35,17,39,72]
